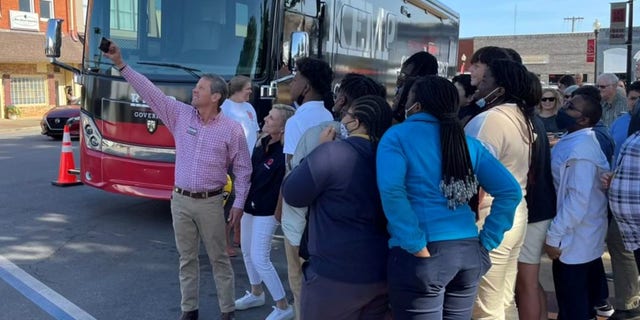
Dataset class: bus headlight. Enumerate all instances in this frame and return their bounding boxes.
[80,113,102,151]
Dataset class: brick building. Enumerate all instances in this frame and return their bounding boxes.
[0,0,83,119]
[458,29,640,87]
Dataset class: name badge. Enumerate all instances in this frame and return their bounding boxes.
[187,126,197,136]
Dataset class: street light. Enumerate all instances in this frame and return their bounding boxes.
[593,19,601,82]
[460,54,467,74]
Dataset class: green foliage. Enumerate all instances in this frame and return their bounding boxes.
[6,105,21,116]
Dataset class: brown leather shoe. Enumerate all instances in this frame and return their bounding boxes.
[179,309,198,320]
[220,311,236,320]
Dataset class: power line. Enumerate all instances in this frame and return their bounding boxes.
[564,16,584,33]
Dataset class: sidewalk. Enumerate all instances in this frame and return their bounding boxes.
[0,117,42,133]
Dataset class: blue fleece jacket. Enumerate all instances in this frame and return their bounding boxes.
[376,112,521,252]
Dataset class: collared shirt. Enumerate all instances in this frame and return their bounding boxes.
[609,131,640,251]
[243,136,285,216]
[121,67,252,208]
[281,100,332,245]
[283,100,333,155]
[547,128,610,264]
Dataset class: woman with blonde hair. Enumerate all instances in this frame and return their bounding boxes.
[537,88,563,133]
[234,104,296,320]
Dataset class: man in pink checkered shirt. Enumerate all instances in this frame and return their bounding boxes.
[105,41,251,320]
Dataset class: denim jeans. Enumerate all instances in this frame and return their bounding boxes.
[387,238,490,319]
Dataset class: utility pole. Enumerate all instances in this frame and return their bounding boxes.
[627,0,634,85]
[564,16,584,32]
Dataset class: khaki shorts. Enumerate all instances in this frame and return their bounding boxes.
[519,219,552,264]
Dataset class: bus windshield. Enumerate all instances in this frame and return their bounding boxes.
[85,0,269,80]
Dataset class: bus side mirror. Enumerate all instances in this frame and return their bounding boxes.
[288,31,309,71]
[260,32,309,100]
[45,19,64,58]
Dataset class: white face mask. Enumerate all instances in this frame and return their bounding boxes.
[339,122,349,139]
[405,102,418,119]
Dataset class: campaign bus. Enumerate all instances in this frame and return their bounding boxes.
[45,0,459,200]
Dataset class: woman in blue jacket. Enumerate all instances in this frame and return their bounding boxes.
[376,76,522,319]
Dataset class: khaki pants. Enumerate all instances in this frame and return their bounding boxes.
[473,200,527,320]
[284,238,305,320]
[607,218,640,310]
[171,192,235,313]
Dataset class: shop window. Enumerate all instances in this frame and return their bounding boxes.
[40,0,54,19]
[19,0,33,12]
[10,77,47,105]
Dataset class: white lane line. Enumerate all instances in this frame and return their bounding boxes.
[0,254,96,320]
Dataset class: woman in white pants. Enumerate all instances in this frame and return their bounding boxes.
[235,104,296,320]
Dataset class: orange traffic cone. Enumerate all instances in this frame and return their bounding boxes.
[52,124,82,187]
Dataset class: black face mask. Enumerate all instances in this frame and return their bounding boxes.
[295,91,305,107]
[556,108,579,131]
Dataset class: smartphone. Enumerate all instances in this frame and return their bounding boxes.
[99,37,111,53]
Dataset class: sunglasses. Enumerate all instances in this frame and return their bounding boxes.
[541,97,556,102]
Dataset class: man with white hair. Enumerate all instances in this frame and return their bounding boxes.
[597,73,628,127]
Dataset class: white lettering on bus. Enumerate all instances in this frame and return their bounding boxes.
[133,111,160,119]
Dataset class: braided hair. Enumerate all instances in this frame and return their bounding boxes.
[348,95,392,149]
[488,59,536,123]
[334,73,386,118]
[296,57,335,112]
[391,76,417,123]
[411,76,478,209]
[402,51,439,78]
[338,73,387,102]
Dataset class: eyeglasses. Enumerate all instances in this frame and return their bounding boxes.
[541,97,556,102]
[564,101,583,113]
[597,84,611,89]
[629,96,640,101]
[564,95,571,99]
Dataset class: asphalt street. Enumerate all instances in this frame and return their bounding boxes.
[0,122,617,319]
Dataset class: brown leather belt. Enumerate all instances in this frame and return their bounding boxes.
[174,186,222,199]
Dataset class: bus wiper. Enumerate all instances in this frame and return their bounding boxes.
[84,59,115,72]
[137,61,201,79]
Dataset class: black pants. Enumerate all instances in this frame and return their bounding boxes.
[552,257,606,319]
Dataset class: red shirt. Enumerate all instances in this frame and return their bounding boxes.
[122,67,251,208]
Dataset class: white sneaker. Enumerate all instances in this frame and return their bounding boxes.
[594,303,615,317]
[265,305,294,320]
[234,291,265,310]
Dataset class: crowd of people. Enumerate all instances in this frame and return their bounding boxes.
[101,38,640,320]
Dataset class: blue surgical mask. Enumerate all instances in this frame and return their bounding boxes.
[475,87,500,108]
[475,98,486,108]
[556,108,579,131]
